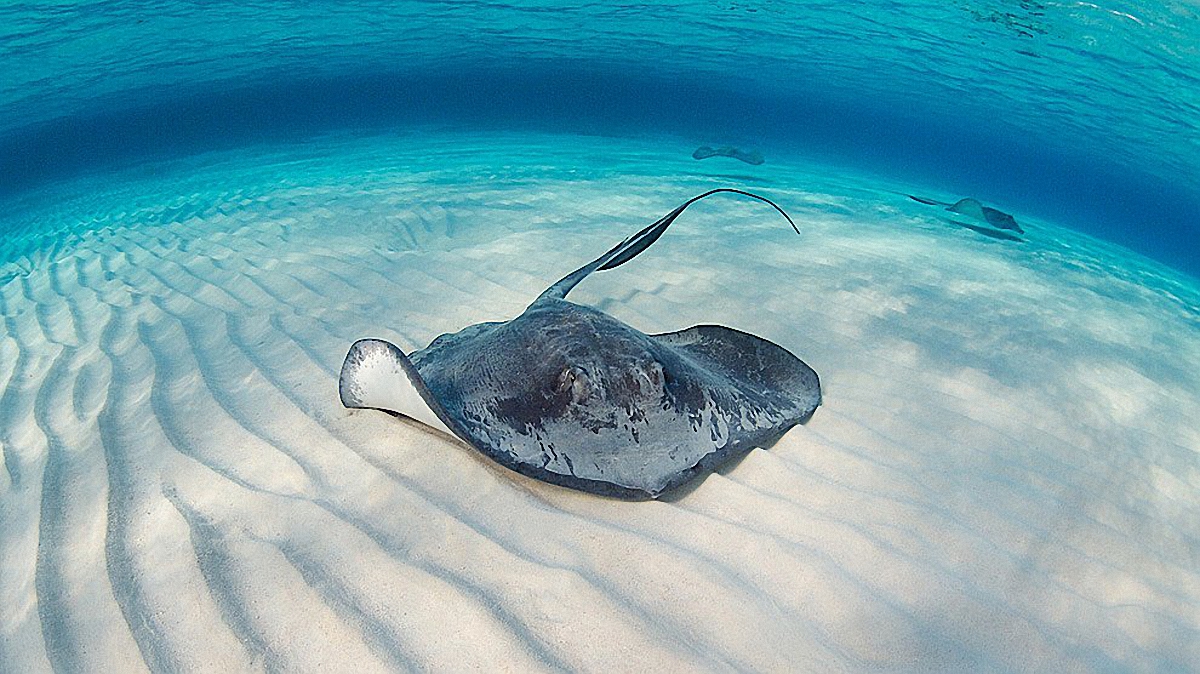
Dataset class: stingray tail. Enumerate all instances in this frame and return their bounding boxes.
[906,194,949,206]
[339,339,458,437]
[538,188,798,301]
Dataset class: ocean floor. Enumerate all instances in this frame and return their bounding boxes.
[1,129,1198,671]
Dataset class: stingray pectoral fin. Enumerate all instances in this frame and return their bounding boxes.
[654,324,822,422]
[727,147,765,165]
[339,338,455,437]
[981,206,1023,233]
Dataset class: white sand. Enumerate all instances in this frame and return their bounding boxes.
[1,130,1198,671]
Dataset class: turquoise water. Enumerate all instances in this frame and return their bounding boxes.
[2,3,1200,672]
[3,1,1199,275]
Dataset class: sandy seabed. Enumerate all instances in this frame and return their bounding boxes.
[1,130,1198,672]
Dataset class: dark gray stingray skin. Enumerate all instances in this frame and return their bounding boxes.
[340,189,821,499]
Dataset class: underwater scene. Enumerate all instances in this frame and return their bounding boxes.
[2,1,1199,671]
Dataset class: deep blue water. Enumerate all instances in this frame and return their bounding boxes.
[2,1,1199,276]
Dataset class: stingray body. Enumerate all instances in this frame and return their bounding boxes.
[692,145,765,166]
[340,189,821,498]
[907,195,1024,234]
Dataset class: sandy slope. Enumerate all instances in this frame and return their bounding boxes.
[1,131,1198,672]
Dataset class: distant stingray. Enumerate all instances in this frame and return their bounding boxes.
[340,189,820,499]
[693,145,765,166]
[907,195,1024,234]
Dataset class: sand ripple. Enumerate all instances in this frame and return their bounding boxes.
[2,135,1199,671]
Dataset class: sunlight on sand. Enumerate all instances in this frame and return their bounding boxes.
[2,130,1197,671]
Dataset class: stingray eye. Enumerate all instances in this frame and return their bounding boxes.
[645,361,664,386]
[558,366,591,403]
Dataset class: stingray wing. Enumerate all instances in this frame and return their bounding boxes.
[651,324,821,424]
[648,324,821,474]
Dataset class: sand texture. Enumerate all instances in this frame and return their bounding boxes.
[1,132,1198,671]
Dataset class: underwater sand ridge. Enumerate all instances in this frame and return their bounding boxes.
[0,133,1197,671]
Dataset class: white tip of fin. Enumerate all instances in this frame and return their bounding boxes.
[339,339,455,437]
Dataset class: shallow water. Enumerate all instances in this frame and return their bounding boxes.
[2,3,1199,672]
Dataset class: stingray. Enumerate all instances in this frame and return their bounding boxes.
[339,189,821,499]
[907,195,1024,234]
[692,145,765,166]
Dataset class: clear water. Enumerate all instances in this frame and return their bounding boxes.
[3,0,1199,274]
[1,2,1199,671]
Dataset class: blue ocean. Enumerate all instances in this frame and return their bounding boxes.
[2,2,1198,671]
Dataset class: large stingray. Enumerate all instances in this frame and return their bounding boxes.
[339,189,821,499]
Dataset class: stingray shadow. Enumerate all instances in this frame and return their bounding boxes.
[942,217,1025,242]
[656,418,813,502]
